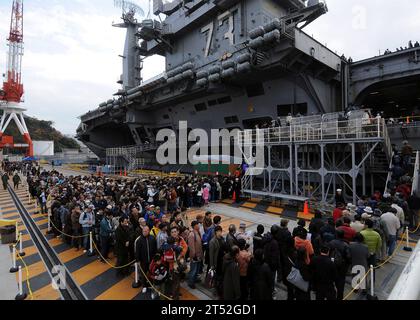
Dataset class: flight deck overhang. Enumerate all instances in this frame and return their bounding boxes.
[294,29,342,72]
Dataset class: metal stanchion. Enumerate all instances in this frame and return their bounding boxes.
[132,262,141,288]
[367,265,378,300]
[14,221,19,244]
[88,232,95,257]
[403,227,413,252]
[10,247,18,273]
[18,232,25,257]
[46,213,53,235]
[15,266,27,300]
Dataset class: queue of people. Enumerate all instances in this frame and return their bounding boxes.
[2,158,419,301]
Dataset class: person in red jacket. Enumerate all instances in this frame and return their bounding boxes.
[337,217,356,243]
[333,203,345,223]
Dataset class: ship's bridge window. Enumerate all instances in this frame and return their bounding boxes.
[224,116,239,124]
[246,83,265,97]
[195,103,207,111]
[208,100,218,106]
[163,114,170,120]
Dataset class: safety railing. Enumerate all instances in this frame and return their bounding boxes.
[238,118,388,146]
[384,152,395,195]
[412,151,420,196]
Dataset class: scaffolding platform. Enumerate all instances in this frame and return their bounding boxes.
[238,113,394,205]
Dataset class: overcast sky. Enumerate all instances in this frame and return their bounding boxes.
[0,0,419,135]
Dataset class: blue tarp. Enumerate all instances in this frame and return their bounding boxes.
[22,156,36,161]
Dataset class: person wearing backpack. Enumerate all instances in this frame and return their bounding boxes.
[328,229,351,300]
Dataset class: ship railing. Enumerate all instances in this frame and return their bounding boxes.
[383,152,395,195]
[412,151,420,196]
[106,142,160,157]
[238,118,387,146]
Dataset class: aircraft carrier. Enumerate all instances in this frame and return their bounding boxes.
[76,0,420,203]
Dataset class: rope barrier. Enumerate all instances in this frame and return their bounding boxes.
[408,223,420,234]
[91,240,173,300]
[11,234,34,300]
[48,218,90,239]
[343,233,407,300]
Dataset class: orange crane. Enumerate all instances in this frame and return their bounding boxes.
[0,0,33,157]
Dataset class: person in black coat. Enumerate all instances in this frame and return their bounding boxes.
[135,225,157,287]
[263,225,281,295]
[310,245,337,300]
[328,229,351,300]
[276,219,292,286]
[253,225,266,254]
[309,210,325,255]
[115,216,131,276]
[248,249,272,300]
[222,246,241,300]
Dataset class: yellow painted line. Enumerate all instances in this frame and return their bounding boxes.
[72,260,112,286]
[35,218,49,226]
[297,212,314,220]
[266,206,284,215]
[16,260,47,280]
[95,273,140,300]
[31,213,48,220]
[241,202,257,209]
[31,284,61,300]
[48,237,65,247]
[180,287,199,300]
[249,198,262,203]
[57,248,87,264]
[20,233,32,242]
[1,212,19,219]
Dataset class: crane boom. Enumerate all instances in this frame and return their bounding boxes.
[1,0,24,103]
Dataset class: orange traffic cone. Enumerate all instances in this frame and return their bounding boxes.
[120,170,122,176]
[124,169,127,177]
[232,191,236,202]
[303,201,309,215]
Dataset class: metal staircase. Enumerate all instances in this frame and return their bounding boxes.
[106,143,159,171]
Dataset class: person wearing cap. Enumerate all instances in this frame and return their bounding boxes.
[236,222,251,248]
[79,204,95,253]
[350,215,365,233]
[335,189,345,205]
[156,223,169,250]
[187,221,203,289]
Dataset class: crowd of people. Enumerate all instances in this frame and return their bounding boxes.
[1,155,419,301]
[383,40,420,55]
